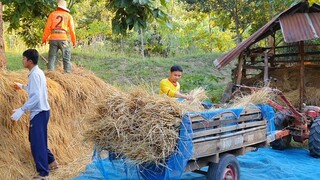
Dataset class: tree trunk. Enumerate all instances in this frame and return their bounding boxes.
[140,28,145,59]
[0,2,7,70]
[233,1,242,44]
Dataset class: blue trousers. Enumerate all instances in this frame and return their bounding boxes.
[29,110,55,177]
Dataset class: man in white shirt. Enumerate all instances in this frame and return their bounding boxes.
[11,49,57,179]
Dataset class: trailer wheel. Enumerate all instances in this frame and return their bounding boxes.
[309,119,320,158]
[206,154,240,180]
[271,113,291,150]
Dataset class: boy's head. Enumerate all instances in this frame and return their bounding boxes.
[22,49,39,68]
[169,65,183,83]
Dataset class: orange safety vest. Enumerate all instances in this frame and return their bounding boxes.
[42,9,76,46]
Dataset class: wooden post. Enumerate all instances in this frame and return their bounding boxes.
[236,54,244,85]
[299,41,305,110]
[264,51,269,87]
[269,34,275,67]
[0,2,6,70]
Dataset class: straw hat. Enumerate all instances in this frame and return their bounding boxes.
[57,0,70,12]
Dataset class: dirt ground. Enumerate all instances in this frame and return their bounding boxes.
[241,65,320,107]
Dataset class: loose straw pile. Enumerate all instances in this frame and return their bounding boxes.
[231,87,274,108]
[0,67,113,179]
[85,87,182,166]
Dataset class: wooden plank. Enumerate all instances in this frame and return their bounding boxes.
[192,128,267,159]
[236,54,245,84]
[240,107,261,115]
[185,154,218,172]
[299,41,305,110]
[193,125,266,143]
[243,128,267,145]
[264,51,269,86]
[186,144,262,172]
[190,111,236,123]
[189,114,206,122]
[190,107,261,123]
[192,120,266,139]
[192,113,262,130]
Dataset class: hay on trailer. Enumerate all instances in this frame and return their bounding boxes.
[180,87,208,113]
[231,87,275,108]
[85,86,209,166]
[85,87,182,166]
[0,67,113,180]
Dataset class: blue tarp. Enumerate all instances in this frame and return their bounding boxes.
[74,104,278,180]
[74,148,320,180]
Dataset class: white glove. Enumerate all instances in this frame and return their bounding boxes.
[14,82,24,90]
[11,108,24,121]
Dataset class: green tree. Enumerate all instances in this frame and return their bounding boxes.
[0,0,56,69]
[107,0,170,58]
[2,0,56,46]
[184,0,297,44]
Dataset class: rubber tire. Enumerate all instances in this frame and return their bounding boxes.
[270,135,292,150]
[206,154,240,180]
[309,120,320,158]
[270,113,291,150]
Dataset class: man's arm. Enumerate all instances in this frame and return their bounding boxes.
[174,91,192,100]
[160,80,192,100]
[21,74,41,111]
[68,15,76,47]
[42,14,53,44]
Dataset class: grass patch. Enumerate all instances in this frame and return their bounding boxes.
[5,48,234,102]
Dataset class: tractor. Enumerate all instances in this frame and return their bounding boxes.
[232,84,320,157]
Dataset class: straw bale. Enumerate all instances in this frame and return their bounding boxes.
[85,87,182,166]
[0,67,111,179]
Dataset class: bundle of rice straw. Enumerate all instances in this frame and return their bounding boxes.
[180,87,208,113]
[85,87,183,166]
[231,87,275,108]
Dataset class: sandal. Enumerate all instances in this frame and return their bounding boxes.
[32,175,48,180]
[49,160,58,170]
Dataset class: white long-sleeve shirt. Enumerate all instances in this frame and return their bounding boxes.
[21,65,50,119]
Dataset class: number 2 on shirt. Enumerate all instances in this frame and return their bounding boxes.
[55,15,63,28]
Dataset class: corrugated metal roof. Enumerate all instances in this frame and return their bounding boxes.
[280,13,320,43]
[214,2,320,69]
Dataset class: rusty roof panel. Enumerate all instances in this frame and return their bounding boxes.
[308,13,320,37]
[214,2,320,69]
[213,12,284,69]
[280,13,320,43]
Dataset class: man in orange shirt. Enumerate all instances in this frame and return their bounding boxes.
[160,65,193,100]
[42,0,76,73]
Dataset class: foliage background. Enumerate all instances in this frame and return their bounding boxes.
[3,0,320,101]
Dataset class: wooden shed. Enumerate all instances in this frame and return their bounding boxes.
[214,1,320,109]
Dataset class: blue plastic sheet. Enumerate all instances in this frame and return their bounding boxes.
[75,148,320,180]
[74,104,278,180]
[238,148,320,180]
